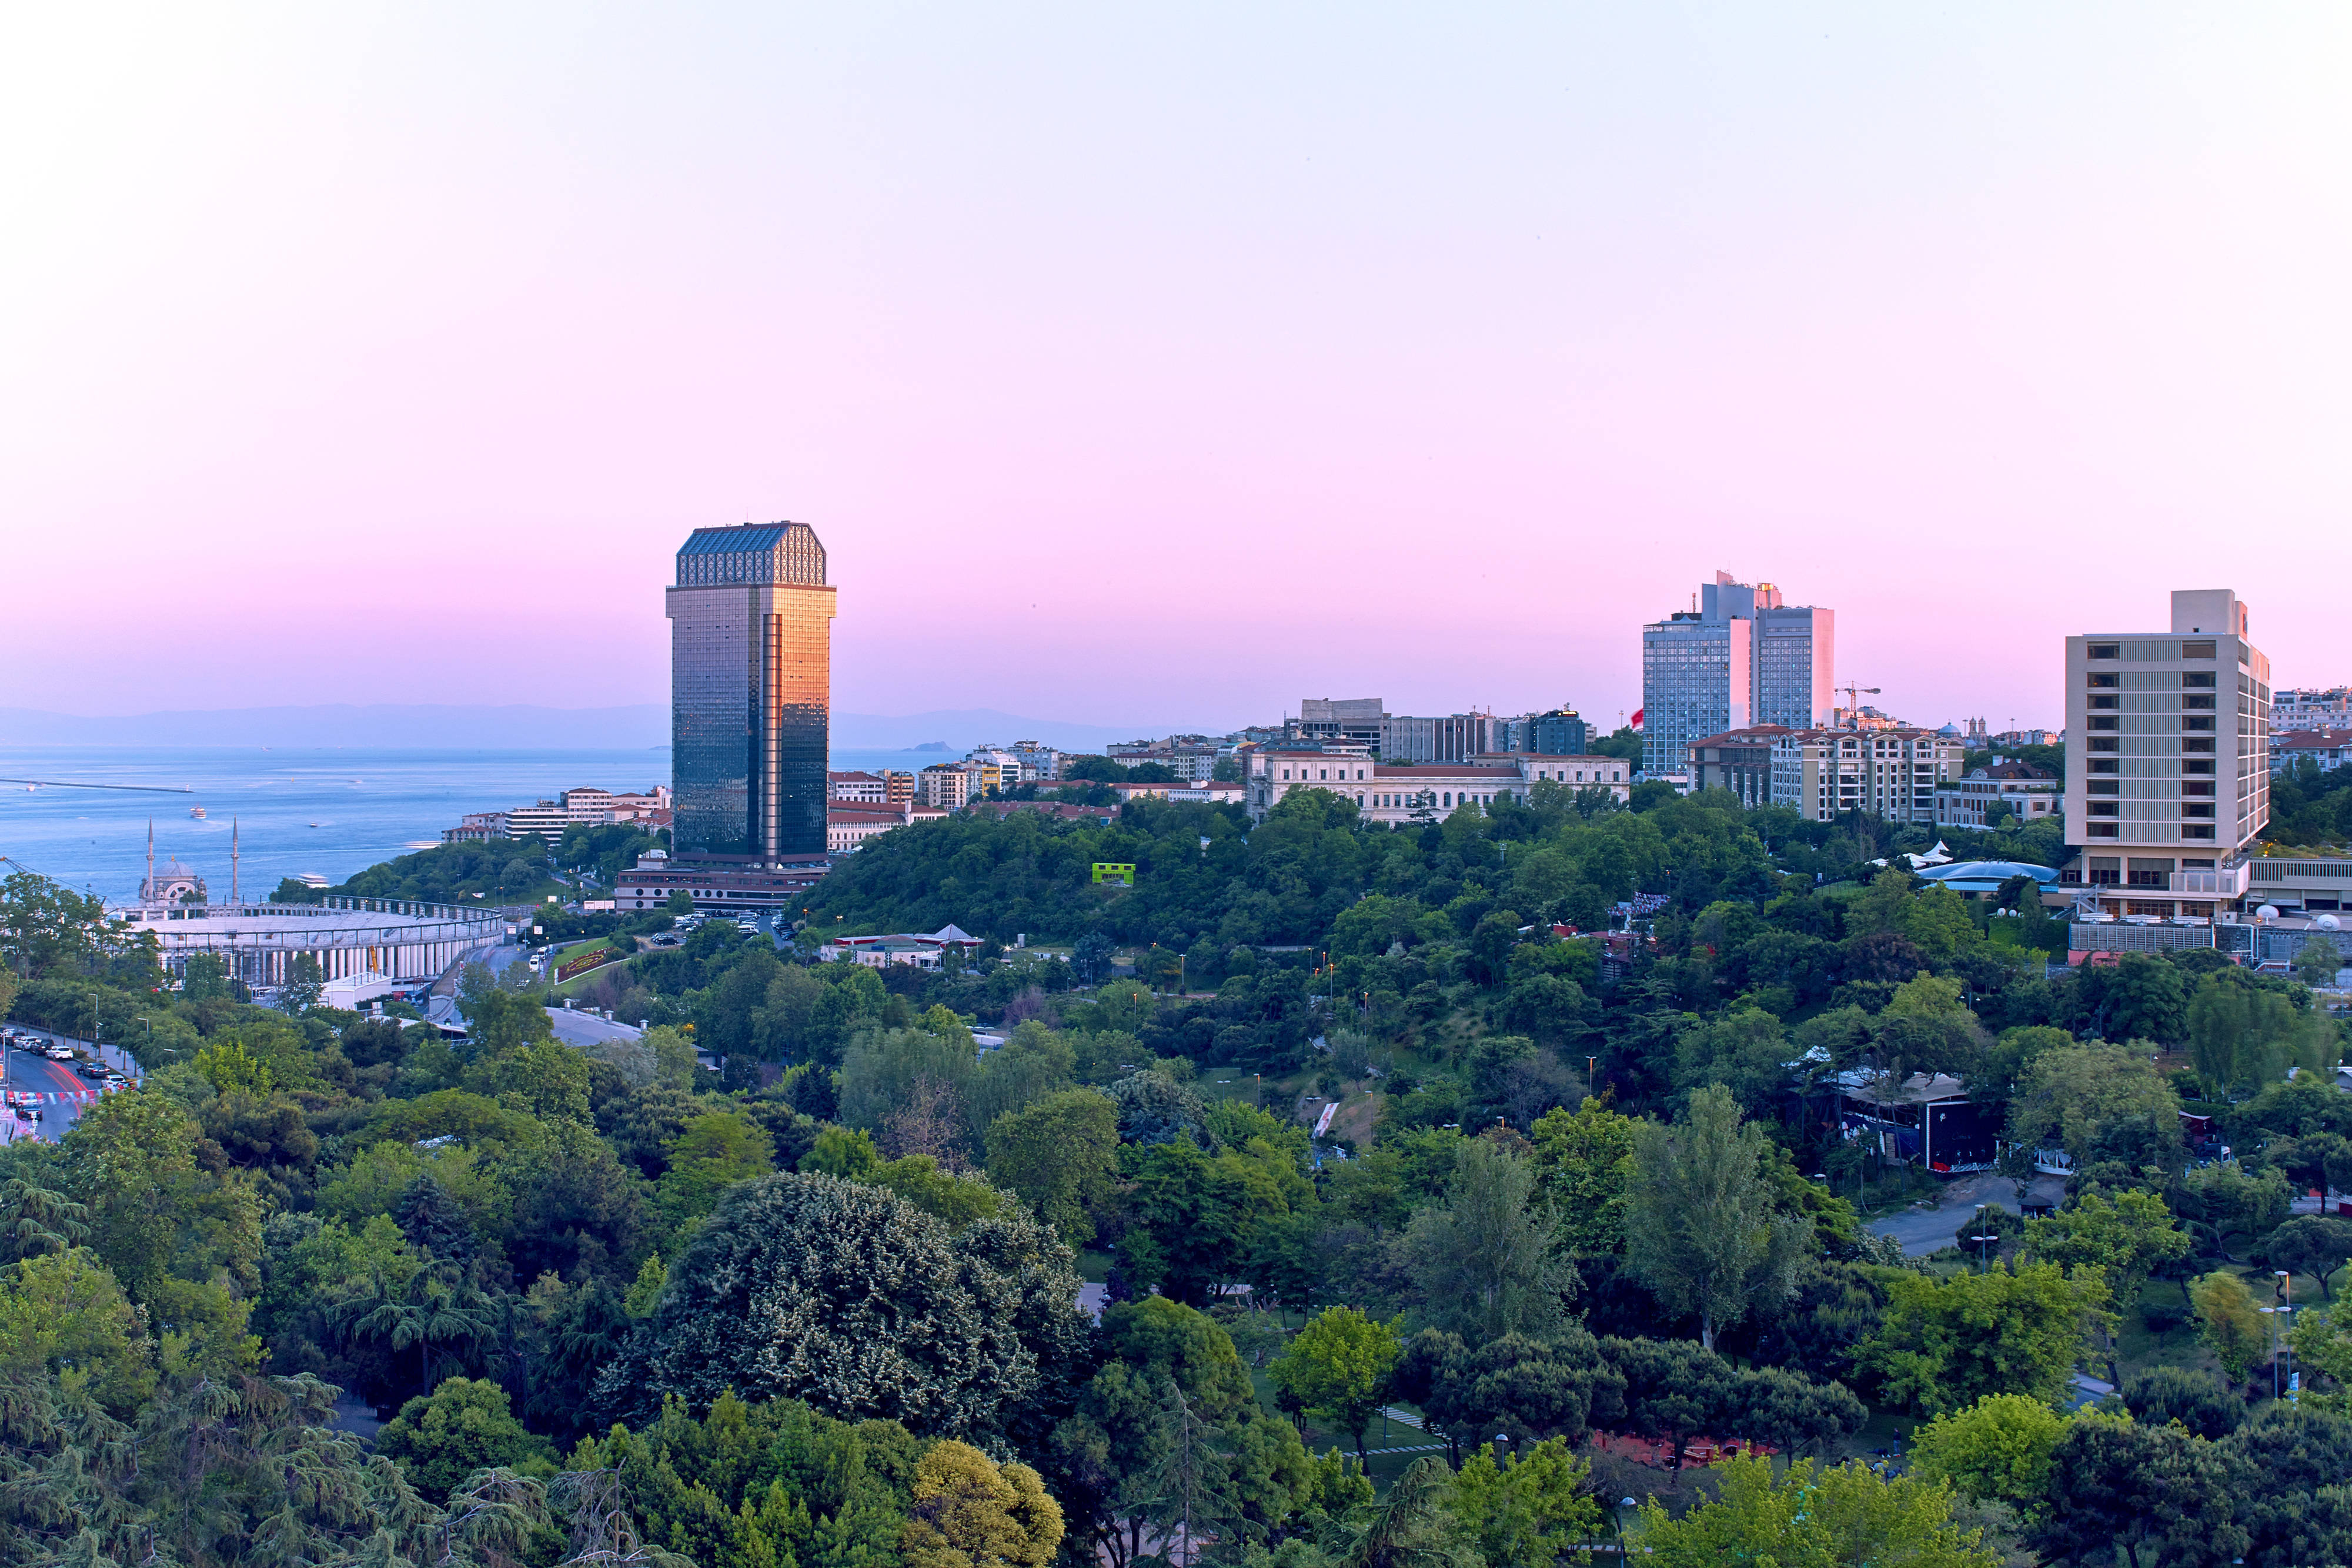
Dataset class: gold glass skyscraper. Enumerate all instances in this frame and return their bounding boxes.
[667,522,836,862]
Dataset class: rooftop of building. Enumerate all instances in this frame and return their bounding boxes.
[2277,730,2352,747]
[1969,761,2057,780]
[1918,860,2062,887]
[1838,1070,1972,1106]
[1686,726,1795,749]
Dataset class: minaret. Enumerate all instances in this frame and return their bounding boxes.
[145,819,155,905]
[231,819,241,906]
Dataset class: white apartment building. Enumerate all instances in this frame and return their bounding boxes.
[1769,730,1966,824]
[2061,589,2270,918]
[2275,688,2352,732]
[919,763,975,809]
[1933,762,2062,829]
[1245,751,1629,823]
[828,771,890,803]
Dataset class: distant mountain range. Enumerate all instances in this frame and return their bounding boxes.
[0,704,1182,754]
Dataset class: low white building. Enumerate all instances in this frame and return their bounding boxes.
[1244,751,1630,823]
[827,804,914,851]
[2274,730,2352,775]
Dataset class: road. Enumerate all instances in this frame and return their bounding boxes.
[1864,1172,2023,1257]
[1,1027,145,1143]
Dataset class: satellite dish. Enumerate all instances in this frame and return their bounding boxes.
[2318,914,2343,932]
[2257,905,2281,921]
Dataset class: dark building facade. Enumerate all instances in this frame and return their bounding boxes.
[1526,707,1589,757]
[667,523,836,863]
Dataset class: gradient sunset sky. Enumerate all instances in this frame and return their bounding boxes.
[4,5,2347,736]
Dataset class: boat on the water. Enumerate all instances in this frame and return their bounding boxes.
[189,806,206,818]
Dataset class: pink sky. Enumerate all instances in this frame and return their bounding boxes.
[4,5,2347,735]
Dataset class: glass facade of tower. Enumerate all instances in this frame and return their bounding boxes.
[1641,576,1832,775]
[667,523,836,861]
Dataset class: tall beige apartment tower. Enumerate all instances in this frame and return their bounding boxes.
[2063,589,2270,915]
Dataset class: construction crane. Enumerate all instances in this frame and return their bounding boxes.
[1836,685,1880,728]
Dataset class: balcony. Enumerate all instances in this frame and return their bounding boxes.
[2171,858,2250,897]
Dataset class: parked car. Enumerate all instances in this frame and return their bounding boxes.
[42,1045,75,1062]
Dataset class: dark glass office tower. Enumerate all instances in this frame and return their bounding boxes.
[667,523,836,862]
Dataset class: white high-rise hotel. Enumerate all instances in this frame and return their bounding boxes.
[2063,589,2270,914]
[1641,573,1834,777]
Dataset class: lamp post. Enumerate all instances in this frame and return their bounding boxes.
[1970,1204,2004,1275]
[1615,1497,1639,1557]
[2267,1269,2286,1401]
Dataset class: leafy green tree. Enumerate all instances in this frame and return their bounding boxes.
[1127,1133,1309,1306]
[2030,1413,2244,1568]
[985,1087,1119,1244]
[1623,1084,1805,1350]
[1322,1454,1477,1568]
[0,1174,91,1261]
[2005,1042,2184,1175]
[1635,1453,1997,1568]
[800,1123,881,1179]
[900,1439,1064,1568]
[1862,1262,2113,1415]
[599,1172,1089,1450]
[1396,1326,1623,1462]
[1907,1393,2070,1514]
[2119,1365,2243,1439]
[2023,1190,2190,1330]
[2214,1405,2352,1567]
[2188,968,2337,1097]
[1526,1098,1638,1263]
[1269,1306,1402,1460]
[0,870,148,978]
[876,1154,1006,1227]
[2297,935,2345,991]
[329,1264,496,1398]
[376,1376,554,1502]
[2191,1269,2269,1388]
[1401,1137,1573,1342]
[2074,952,2191,1045]
[282,951,326,1012]
[568,1389,926,1568]
[57,1088,263,1363]
[2263,1213,2352,1299]
[0,1362,552,1566]
[0,1249,156,1417]
[1672,1009,1797,1116]
[1445,1437,1603,1568]
[654,1109,774,1225]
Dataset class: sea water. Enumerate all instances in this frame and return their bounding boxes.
[0,744,952,903]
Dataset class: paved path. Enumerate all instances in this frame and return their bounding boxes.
[1864,1173,2023,1257]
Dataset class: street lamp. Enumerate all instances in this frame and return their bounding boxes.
[1615,1497,1639,1556]
[1969,1204,2004,1275]
[2267,1269,2286,1401]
